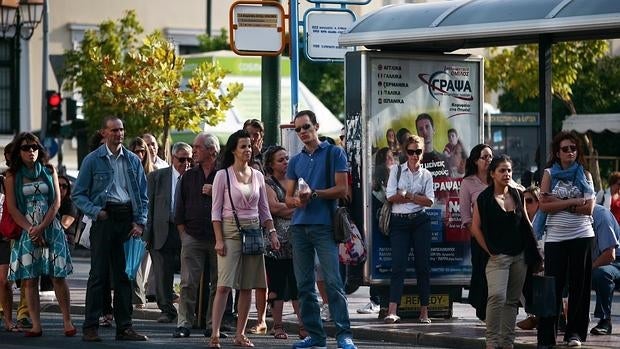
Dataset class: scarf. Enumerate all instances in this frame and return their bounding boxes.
[15,162,55,215]
[533,161,594,235]
[549,161,594,196]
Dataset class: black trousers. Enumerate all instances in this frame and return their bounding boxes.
[537,237,593,345]
[150,222,181,317]
[82,208,134,332]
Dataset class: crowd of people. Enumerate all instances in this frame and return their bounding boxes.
[0,111,619,349]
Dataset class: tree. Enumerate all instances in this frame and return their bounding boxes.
[64,11,242,157]
[197,29,230,52]
[485,40,609,115]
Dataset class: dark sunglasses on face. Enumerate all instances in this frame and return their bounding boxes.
[175,156,192,163]
[525,197,534,204]
[406,148,423,156]
[479,155,493,160]
[59,183,69,189]
[560,145,577,153]
[294,124,313,133]
[20,144,39,152]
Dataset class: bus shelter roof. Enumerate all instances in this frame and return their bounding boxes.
[339,0,620,51]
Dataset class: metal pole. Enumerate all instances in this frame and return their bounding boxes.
[262,55,280,146]
[289,0,300,120]
[206,0,212,35]
[538,36,552,173]
[40,0,49,140]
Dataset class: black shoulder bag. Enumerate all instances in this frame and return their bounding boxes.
[225,168,265,255]
[324,145,353,243]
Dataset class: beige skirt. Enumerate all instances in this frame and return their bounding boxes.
[217,217,267,290]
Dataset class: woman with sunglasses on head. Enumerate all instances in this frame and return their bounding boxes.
[470,155,541,349]
[537,132,595,349]
[383,135,434,324]
[262,145,306,340]
[459,144,493,321]
[5,132,75,337]
[57,175,79,252]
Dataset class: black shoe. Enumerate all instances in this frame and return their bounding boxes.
[146,294,157,303]
[157,312,177,323]
[116,328,147,341]
[204,328,229,338]
[590,319,612,335]
[82,327,101,342]
[172,326,190,338]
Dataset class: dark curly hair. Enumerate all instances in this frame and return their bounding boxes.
[545,131,587,169]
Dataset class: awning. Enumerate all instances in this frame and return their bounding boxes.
[562,114,620,133]
[339,0,620,51]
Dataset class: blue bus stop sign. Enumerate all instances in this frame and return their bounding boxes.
[43,137,59,158]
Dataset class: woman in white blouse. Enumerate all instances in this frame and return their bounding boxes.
[383,135,435,324]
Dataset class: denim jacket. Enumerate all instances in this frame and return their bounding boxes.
[72,144,148,225]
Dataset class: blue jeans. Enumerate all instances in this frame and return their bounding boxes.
[592,262,620,320]
[389,213,431,305]
[290,224,352,343]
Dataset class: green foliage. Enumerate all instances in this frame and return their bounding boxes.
[299,55,344,118]
[572,55,620,114]
[63,10,242,155]
[197,29,230,52]
[486,40,609,115]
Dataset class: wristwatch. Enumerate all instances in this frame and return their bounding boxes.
[311,190,318,199]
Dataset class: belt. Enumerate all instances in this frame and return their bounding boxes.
[392,210,425,220]
[105,202,132,214]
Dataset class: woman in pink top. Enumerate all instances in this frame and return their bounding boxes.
[458,144,493,321]
[209,129,279,348]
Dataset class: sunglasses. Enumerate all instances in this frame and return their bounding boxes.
[406,149,423,156]
[59,183,69,189]
[525,197,534,204]
[560,145,577,153]
[20,144,39,152]
[175,156,192,163]
[479,155,493,160]
[294,124,313,133]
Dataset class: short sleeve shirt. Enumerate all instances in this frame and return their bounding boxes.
[286,142,347,225]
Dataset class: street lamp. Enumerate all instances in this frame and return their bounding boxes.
[0,0,44,40]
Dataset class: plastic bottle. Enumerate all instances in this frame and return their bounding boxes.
[297,178,310,195]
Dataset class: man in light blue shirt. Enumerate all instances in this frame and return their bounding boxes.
[73,116,148,342]
[590,204,620,335]
[285,110,356,349]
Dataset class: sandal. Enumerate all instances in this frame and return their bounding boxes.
[5,323,20,332]
[247,323,267,335]
[273,324,287,340]
[99,315,113,327]
[298,324,308,339]
[233,334,255,347]
[207,336,221,348]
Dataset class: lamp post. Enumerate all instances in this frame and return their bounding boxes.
[0,0,45,134]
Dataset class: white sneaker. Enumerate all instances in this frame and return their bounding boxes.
[356,301,380,314]
[567,337,582,347]
[320,303,332,322]
[383,314,401,324]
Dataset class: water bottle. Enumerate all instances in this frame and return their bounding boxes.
[297,178,310,195]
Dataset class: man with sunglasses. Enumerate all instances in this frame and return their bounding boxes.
[173,133,227,338]
[285,110,357,349]
[143,142,192,324]
[73,116,149,342]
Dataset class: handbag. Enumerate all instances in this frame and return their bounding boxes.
[225,169,265,255]
[0,196,22,240]
[338,222,367,265]
[333,206,353,243]
[528,275,557,317]
[378,165,402,236]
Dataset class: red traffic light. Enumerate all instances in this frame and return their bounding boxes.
[47,92,61,108]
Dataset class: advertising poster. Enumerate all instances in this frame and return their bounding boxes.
[364,53,483,284]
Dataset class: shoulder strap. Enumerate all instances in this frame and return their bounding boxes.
[396,165,402,184]
[224,169,243,231]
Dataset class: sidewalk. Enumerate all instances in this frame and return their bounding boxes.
[36,255,620,349]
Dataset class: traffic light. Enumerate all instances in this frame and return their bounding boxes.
[65,98,77,121]
[46,90,62,136]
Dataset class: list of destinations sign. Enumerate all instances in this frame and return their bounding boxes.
[229,1,286,56]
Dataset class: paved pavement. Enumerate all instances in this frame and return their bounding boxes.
[7,254,620,348]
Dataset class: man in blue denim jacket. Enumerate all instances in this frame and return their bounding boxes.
[72,116,149,342]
